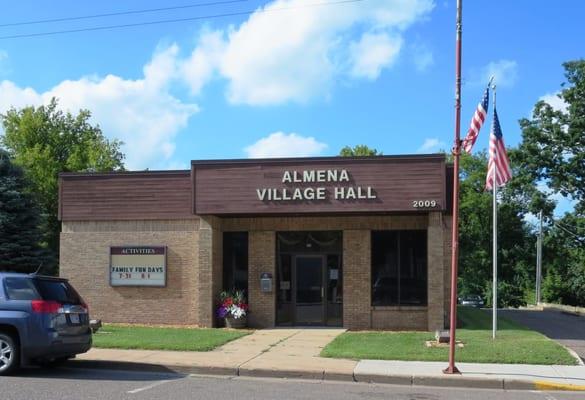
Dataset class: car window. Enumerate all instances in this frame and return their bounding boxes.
[3,277,41,300]
[32,279,82,304]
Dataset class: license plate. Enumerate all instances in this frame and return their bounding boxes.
[69,313,80,324]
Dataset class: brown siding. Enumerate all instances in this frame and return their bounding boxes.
[59,171,193,221]
[193,156,446,215]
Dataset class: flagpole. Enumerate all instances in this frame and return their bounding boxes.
[444,0,462,375]
[492,84,498,340]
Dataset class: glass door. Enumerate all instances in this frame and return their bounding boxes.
[294,255,325,325]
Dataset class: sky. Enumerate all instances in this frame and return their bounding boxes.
[0,0,582,213]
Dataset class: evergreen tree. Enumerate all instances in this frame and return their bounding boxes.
[0,150,48,273]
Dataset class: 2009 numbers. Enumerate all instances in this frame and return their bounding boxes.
[412,200,437,208]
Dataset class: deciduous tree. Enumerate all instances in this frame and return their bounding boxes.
[339,145,382,157]
[1,98,125,271]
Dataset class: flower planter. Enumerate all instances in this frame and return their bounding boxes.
[217,290,249,328]
[225,316,247,329]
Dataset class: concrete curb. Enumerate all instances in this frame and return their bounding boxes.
[565,346,585,366]
[65,359,585,391]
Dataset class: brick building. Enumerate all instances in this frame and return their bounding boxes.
[59,155,453,331]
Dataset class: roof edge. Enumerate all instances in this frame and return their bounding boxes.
[191,153,446,166]
[59,169,191,178]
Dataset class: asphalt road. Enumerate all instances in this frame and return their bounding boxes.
[500,309,585,362]
[1,367,584,400]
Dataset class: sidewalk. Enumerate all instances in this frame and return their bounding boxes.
[72,328,585,391]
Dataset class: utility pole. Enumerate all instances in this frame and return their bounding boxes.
[535,210,543,304]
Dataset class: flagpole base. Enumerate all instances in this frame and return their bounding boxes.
[443,366,461,375]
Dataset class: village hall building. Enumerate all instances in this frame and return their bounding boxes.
[58,154,453,331]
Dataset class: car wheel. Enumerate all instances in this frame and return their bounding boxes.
[0,332,19,375]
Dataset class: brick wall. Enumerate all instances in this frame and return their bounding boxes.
[372,308,428,330]
[247,231,276,328]
[443,216,454,325]
[196,216,222,327]
[343,230,371,329]
[225,214,448,331]
[60,220,199,325]
[61,213,451,330]
[427,211,445,330]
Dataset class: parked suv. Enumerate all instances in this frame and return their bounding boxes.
[0,273,92,375]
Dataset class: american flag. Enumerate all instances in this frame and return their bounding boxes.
[486,107,512,190]
[462,86,489,153]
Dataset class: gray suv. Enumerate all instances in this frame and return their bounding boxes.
[0,272,92,375]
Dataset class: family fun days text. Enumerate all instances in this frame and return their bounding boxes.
[256,169,377,201]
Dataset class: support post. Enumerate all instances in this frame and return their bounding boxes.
[492,148,498,339]
[536,210,543,304]
[443,0,463,375]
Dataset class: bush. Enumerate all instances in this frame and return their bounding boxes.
[485,281,527,308]
[542,271,569,304]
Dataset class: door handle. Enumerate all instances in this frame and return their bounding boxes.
[321,287,324,299]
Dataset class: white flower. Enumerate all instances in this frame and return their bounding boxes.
[230,305,246,319]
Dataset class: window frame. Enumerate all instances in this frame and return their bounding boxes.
[371,230,428,307]
[222,231,249,293]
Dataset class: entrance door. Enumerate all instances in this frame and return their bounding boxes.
[294,255,325,325]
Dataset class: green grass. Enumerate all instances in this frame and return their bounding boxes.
[93,324,251,351]
[321,307,578,365]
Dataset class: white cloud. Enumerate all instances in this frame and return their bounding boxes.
[244,132,327,158]
[181,0,434,105]
[180,30,226,95]
[164,160,190,170]
[0,45,198,170]
[539,92,568,113]
[417,137,446,153]
[470,59,518,88]
[0,81,42,111]
[411,43,434,72]
[349,33,402,79]
[0,0,437,167]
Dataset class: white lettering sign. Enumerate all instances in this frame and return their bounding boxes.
[259,169,376,202]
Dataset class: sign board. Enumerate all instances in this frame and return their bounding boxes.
[110,246,166,287]
[192,156,446,215]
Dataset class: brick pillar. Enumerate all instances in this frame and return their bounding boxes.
[343,230,371,330]
[212,227,223,326]
[198,217,222,327]
[427,212,445,331]
[443,216,453,321]
[248,231,276,328]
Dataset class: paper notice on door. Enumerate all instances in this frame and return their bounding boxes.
[329,269,339,280]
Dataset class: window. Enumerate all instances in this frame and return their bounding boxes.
[223,232,248,292]
[371,230,427,306]
[4,278,40,300]
[33,279,82,304]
